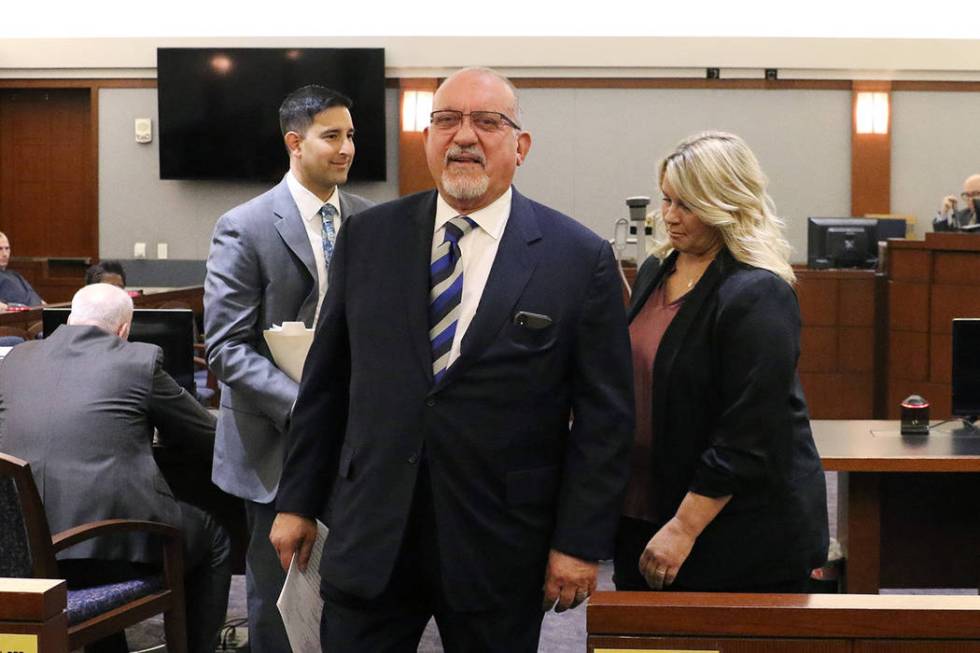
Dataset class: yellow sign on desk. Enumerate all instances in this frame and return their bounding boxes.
[0,633,38,653]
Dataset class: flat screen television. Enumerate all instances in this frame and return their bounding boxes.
[807,217,879,269]
[157,47,386,182]
[43,308,196,396]
[952,318,980,419]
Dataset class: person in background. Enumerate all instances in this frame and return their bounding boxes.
[933,174,980,231]
[0,231,43,311]
[0,283,230,653]
[85,260,127,288]
[615,131,829,594]
[204,84,374,652]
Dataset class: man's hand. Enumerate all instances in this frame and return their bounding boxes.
[269,512,318,573]
[0,302,7,312]
[542,549,597,613]
[942,195,959,215]
[639,517,697,590]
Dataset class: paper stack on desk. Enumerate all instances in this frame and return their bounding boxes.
[263,321,315,382]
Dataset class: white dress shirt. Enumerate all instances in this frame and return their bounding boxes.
[431,187,512,367]
[286,171,342,323]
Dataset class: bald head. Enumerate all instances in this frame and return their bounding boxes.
[68,283,134,338]
[964,174,980,194]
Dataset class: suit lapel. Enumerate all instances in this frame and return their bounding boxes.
[435,189,542,389]
[405,192,439,383]
[272,178,319,322]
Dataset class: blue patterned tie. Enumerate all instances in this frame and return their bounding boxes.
[429,216,478,383]
[319,203,339,266]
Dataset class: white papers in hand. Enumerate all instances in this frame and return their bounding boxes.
[263,321,315,382]
[276,519,329,653]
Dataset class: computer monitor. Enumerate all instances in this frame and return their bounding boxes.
[876,218,908,240]
[807,217,879,269]
[42,308,196,395]
[952,318,980,419]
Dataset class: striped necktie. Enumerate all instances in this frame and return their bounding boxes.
[429,216,478,383]
[319,203,339,266]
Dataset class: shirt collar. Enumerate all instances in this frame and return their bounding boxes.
[286,171,340,224]
[434,187,512,240]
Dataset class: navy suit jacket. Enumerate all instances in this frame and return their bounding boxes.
[276,188,634,610]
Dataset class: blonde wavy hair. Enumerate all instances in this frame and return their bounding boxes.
[650,131,796,284]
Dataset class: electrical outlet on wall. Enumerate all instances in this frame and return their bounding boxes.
[157,242,168,259]
[134,242,146,259]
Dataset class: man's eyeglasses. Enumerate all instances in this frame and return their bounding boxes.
[961,190,980,201]
[430,110,521,133]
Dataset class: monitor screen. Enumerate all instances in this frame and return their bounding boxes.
[807,217,879,269]
[42,309,196,396]
[952,318,980,418]
[876,218,907,240]
[157,47,386,182]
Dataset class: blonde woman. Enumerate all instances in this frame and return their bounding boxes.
[615,132,829,592]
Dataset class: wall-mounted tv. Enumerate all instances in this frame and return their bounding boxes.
[157,48,386,182]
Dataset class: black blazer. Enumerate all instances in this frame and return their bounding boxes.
[629,250,828,589]
[276,188,634,610]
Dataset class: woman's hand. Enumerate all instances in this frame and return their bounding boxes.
[638,491,733,589]
[639,517,697,589]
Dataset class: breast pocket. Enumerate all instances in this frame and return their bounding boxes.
[505,319,557,354]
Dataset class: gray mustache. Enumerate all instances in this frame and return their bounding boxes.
[445,146,486,166]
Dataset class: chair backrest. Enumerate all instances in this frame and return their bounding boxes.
[0,453,60,578]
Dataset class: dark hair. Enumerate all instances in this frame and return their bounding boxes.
[279,85,353,137]
[85,260,127,286]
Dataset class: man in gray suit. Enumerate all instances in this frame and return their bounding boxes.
[0,283,230,653]
[204,84,374,651]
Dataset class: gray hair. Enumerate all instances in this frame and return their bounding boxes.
[68,283,134,333]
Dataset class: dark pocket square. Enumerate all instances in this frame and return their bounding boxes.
[513,311,553,330]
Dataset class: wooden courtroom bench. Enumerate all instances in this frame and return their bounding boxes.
[588,591,980,652]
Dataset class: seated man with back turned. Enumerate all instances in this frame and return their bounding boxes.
[933,173,980,231]
[0,231,43,310]
[0,283,230,653]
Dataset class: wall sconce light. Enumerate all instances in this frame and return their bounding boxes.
[401,90,433,133]
[856,92,889,135]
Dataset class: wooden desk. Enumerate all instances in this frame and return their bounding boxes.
[886,233,980,418]
[796,268,884,419]
[813,419,980,593]
[0,578,67,652]
[0,286,204,331]
[588,592,980,652]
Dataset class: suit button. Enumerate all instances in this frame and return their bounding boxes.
[425,398,436,407]
[408,454,418,464]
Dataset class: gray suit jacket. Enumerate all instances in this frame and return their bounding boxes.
[0,325,216,562]
[204,176,373,503]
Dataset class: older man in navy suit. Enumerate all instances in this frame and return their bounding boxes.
[271,68,633,652]
[204,85,373,652]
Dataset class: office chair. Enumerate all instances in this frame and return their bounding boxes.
[0,452,188,652]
